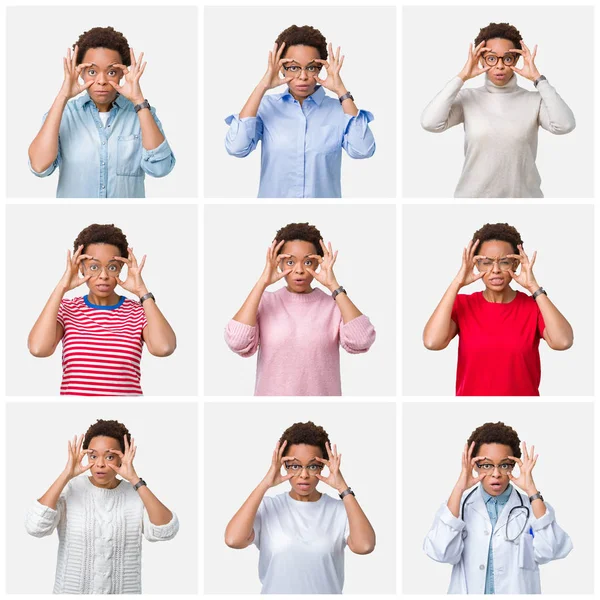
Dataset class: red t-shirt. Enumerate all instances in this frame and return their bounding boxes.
[451,291,546,396]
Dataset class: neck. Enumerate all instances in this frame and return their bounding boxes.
[286,285,314,295]
[483,286,516,304]
[93,98,114,112]
[87,291,121,306]
[88,476,120,489]
[289,489,321,502]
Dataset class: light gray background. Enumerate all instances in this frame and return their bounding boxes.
[204,5,396,198]
[7,6,198,198]
[402,5,594,198]
[204,204,396,396]
[5,204,198,396]
[402,402,594,594]
[6,401,198,594]
[402,204,594,396]
[204,401,396,594]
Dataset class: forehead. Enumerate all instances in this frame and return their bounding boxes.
[485,37,517,53]
[479,239,514,257]
[81,47,123,67]
[84,243,122,259]
[88,435,120,451]
[283,44,321,63]
[285,443,323,460]
[281,239,318,256]
[478,443,513,460]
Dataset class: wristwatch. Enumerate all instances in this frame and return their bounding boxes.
[332,286,347,300]
[534,75,547,88]
[139,292,155,305]
[134,99,151,113]
[339,487,355,500]
[529,491,544,503]
[133,478,147,491]
[532,287,547,300]
[338,91,354,104]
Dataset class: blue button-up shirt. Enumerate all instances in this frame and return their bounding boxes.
[225,85,375,198]
[30,93,175,198]
[482,485,513,594]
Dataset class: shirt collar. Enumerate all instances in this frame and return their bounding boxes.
[278,85,326,106]
[76,92,129,110]
[481,483,513,505]
[484,74,519,94]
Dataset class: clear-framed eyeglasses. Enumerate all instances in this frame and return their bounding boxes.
[474,257,517,272]
[82,261,123,278]
[282,63,322,78]
[284,461,325,476]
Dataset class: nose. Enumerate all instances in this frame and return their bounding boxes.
[95,455,105,468]
[299,467,310,479]
[491,260,501,274]
[98,266,110,280]
[97,72,107,85]
[298,68,309,81]
[294,261,305,274]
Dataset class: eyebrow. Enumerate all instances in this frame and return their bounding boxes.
[88,63,120,69]
[285,254,314,258]
[285,60,319,66]
[479,457,513,462]
[88,448,115,453]
[86,258,119,262]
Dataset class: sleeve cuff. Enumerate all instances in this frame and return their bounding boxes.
[144,511,179,541]
[343,108,374,129]
[438,504,466,531]
[225,319,258,353]
[225,114,258,139]
[531,502,554,531]
[142,138,173,163]
[29,158,57,177]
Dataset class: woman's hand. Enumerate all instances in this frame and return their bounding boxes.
[107,435,140,484]
[109,48,146,105]
[306,239,340,292]
[455,442,486,492]
[261,440,294,488]
[508,441,539,496]
[314,43,348,96]
[314,442,349,494]
[507,244,540,293]
[453,239,485,288]
[458,41,491,82]
[113,247,148,298]
[509,42,542,82]
[258,42,294,91]
[62,434,92,480]
[259,240,292,288]
[59,45,94,101]
[58,245,93,293]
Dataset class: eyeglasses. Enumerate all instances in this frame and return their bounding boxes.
[282,64,322,78]
[483,53,518,67]
[284,461,324,476]
[82,261,123,277]
[475,461,516,474]
[474,257,517,272]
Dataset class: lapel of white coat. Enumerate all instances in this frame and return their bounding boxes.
[464,486,491,524]
[493,486,524,537]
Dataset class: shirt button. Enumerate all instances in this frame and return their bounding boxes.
[102,141,106,145]
[479,565,485,570]
[101,185,105,189]
[101,162,105,166]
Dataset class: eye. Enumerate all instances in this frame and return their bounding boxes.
[108,70,117,76]
[286,260,294,266]
[106,454,115,460]
[285,65,300,72]
[479,464,493,470]
[307,65,319,72]
[87,69,96,76]
[108,265,118,272]
[289,464,301,470]
[89,264,99,271]
[304,260,313,266]
[307,464,320,471]
[90,454,97,460]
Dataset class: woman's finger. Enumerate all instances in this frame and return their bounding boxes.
[507,455,524,467]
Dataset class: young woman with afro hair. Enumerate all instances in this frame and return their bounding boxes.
[224,222,376,395]
[225,24,375,198]
[28,26,175,198]
[421,22,575,198]
[424,421,572,593]
[28,224,176,395]
[26,419,179,593]
[225,421,375,593]
[423,223,573,396]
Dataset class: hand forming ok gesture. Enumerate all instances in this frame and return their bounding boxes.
[306,239,340,292]
[262,440,295,488]
[455,442,486,492]
[508,441,539,496]
[507,244,540,293]
[314,442,349,494]
[458,41,491,82]
[453,239,485,289]
[107,435,139,484]
[259,240,292,288]
[259,42,294,91]
[508,42,542,82]
[109,48,147,105]
[314,43,348,96]
[62,434,92,480]
[113,247,148,298]
[59,245,92,293]
[59,45,94,100]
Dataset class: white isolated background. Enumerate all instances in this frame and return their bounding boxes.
[203,5,396,198]
[402,204,594,396]
[6,5,198,198]
[402,402,594,594]
[402,5,594,198]
[5,401,198,594]
[5,204,198,396]
[204,401,396,594]
[204,204,396,396]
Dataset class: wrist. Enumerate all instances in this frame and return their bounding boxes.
[527,281,541,294]
[335,86,348,98]
[457,71,469,83]
[336,480,349,494]
[132,96,145,107]
[136,285,149,299]
[530,71,542,82]
[525,485,539,497]
[327,280,341,293]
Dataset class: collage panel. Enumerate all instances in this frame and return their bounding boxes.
[5,400,198,594]
[203,401,396,594]
[402,401,594,594]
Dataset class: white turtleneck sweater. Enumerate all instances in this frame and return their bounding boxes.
[421,74,576,198]
[25,476,179,594]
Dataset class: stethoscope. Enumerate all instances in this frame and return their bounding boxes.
[461,485,531,543]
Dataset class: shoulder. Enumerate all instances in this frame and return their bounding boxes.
[260,492,287,511]
[515,290,539,309]
[60,296,84,308]
[455,291,480,305]
[120,297,144,312]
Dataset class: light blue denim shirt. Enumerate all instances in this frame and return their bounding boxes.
[225,85,375,198]
[29,93,175,198]
[481,485,513,594]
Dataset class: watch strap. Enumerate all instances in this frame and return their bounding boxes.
[339,487,355,500]
[134,99,151,113]
[332,286,346,300]
[529,491,544,503]
[133,478,147,491]
[139,292,155,305]
[532,287,547,300]
[338,91,354,104]
[534,75,547,88]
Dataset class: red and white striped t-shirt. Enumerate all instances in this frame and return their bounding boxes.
[57,296,148,396]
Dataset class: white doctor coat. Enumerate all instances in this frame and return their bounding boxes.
[423,486,572,594]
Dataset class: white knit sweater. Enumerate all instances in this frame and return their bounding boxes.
[421,74,576,198]
[25,476,179,594]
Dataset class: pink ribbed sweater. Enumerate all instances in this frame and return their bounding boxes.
[225,287,376,396]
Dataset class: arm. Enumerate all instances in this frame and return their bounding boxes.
[225,440,293,549]
[28,246,92,357]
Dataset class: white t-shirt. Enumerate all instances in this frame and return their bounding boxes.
[98,111,110,127]
[253,491,350,594]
